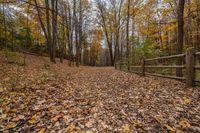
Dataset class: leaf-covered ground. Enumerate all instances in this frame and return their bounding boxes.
[0,54,200,133]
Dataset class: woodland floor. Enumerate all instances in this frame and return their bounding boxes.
[0,54,200,133]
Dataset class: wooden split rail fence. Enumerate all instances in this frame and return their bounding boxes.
[115,49,200,87]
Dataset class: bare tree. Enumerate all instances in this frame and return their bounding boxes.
[110,0,124,62]
[96,0,114,65]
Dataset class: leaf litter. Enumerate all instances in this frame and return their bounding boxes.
[0,55,200,132]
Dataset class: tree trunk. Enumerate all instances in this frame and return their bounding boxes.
[196,0,200,63]
[73,0,80,67]
[51,0,57,63]
[45,0,52,62]
[96,1,114,65]
[126,0,130,70]
[3,0,7,50]
[186,0,192,47]
[176,0,185,77]
[78,0,83,66]
[65,4,73,66]
[60,1,65,63]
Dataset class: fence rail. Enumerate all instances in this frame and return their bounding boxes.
[145,53,185,61]
[115,49,199,87]
[145,72,186,80]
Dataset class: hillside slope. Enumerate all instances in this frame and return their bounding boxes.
[0,53,200,132]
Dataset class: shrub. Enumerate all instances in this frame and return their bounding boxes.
[131,39,161,65]
[0,50,25,65]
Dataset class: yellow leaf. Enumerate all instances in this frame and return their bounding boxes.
[132,120,143,128]
[164,124,176,132]
[28,115,38,124]
[0,88,4,93]
[122,124,130,132]
[38,128,45,133]
[51,115,61,122]
[183,97,191,104]
[10,109,17,113]
[7,122,17,129]
[179,119,191,129]
[66,124,76,132]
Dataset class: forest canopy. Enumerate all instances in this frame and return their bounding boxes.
[0,0,199,66]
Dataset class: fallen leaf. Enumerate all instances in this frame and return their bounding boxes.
[18,115,25,120]
[10,109,17,113]
[164,124,176,132]
[122,124,130,132]
[66,124,76,132]
[28,115,39,124]
[132,120,143,128]
[85,120,93,128]
[7,122,17,129]
[179,119,191,129]
[0,88,4,93]
[77,130,86,133]
[13,115,25,121]
[54,121,60,127]
[183,97,191,104]
[85,130,93,133]
[51,115,61,122]
[101,122,109,129]
[176,129,185,133]
[1,114,7,119]
[38,128,45,133]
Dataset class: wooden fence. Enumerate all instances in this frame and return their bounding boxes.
[115,49,200,87]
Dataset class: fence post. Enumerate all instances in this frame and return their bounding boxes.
[186,48,195,87]
[142,59,146,76]
[127,60,130,71]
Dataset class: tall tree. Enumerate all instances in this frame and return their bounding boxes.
[186,0,192,47]
[2,0,7,50]
[196,0,200,62]
[34,0,54,62]
[59,0,66,63]
[45,0,52,62]
[96,0,114,66]
[74,0,79,67]
[176,0,185,77]
[126,0,130,70]
[65,1,74,66]
[78,0,83,65]
[110,0,124,62]
[51,0,57,63]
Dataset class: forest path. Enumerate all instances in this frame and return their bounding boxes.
[0,55,200,132]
